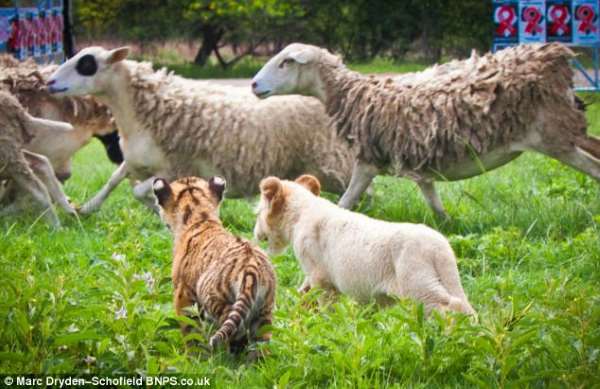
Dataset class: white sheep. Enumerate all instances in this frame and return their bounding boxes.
[46,47,355,214]
[252,43,600,218]
[253,174,475,314]
[0,55,122,182]
[0,90,77,227]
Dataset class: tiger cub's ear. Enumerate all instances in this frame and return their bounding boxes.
[295,174,321,196]
[153,178,172,206]
[208,176,226,202]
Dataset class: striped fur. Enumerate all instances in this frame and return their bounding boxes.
[154,176,276,353]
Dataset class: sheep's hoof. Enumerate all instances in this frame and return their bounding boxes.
[436,213,451,224]
[66,205,79,216]
[48,218,62,229]
[78,204,98,216]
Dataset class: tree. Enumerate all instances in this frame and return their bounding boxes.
[175,0,303,66]
[73,0,493,65]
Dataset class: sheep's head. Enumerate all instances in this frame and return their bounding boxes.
[252,43,332,101]
[254,174,321,255]
[47,46,130,97]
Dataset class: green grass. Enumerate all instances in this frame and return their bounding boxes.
[148,56,429,79]
[156,57,268,79]
[1,91,600,386]
[348,57,429,74]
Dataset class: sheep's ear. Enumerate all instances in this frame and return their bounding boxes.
[208,176,226,202]
[106,47,130,65]
[153,178,172,206]
[288,48,315,64]
[295,174,321,196]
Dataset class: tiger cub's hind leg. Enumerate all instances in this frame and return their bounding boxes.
[229,334,249,355]
[174,285,198,347]
[246,305,273,362]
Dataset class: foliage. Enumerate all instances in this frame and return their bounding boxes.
[1,86,599,386]
[74,0,492,65]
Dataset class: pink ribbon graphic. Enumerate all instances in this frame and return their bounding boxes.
[576,5,598,34]
[496,5,517,37]
[549,5,571,36]
[523,6,543,35]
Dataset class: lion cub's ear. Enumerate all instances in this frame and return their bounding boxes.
[295,174,321,196]
[260,176,286,215]
[153,178,172,206]
[208,176,226,202]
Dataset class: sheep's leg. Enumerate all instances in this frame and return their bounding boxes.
[531,144,600,181]
[416,180,449,220]
[338,160,379,209]
[13,168,60,227]
[132,177,161,213]
[80,161,128,215]
[23,151,76,216]
[574,135,600,161]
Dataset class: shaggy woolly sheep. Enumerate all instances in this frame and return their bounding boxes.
[0,55,122,181]
[252,43,600,218]
[46,47,354,214]
[0,90,77,227]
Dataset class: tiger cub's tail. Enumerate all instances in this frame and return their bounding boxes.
[209,271,258,349]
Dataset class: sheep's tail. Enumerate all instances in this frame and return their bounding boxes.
[531,42,576,73]
[435,252,476,316]
[209,272,257,349]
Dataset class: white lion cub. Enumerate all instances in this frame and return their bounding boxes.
[254,174,475,314]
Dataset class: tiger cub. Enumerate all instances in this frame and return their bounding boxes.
[152,176,276,354]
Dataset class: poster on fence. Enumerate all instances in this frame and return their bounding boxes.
[0,8,15,53]
[24,8,40,58]
[494,1,520,44]
[546,0,573,42]
[36,8,49,56]
[14,9,29,60]
[50,6,62,55]
[573,0,600,44]
[520,0,546,42]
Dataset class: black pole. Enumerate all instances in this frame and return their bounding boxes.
[62,0,75,58]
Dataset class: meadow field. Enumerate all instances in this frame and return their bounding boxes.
[1,69,599,387]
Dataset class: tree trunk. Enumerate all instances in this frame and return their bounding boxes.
[63,0,75,58]
[419,4,442,63]
[193,25,223,66]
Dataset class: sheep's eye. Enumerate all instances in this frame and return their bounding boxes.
[76,54,98,76]
[279,58,294,68]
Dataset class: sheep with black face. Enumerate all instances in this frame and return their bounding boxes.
[46,46,355,215]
